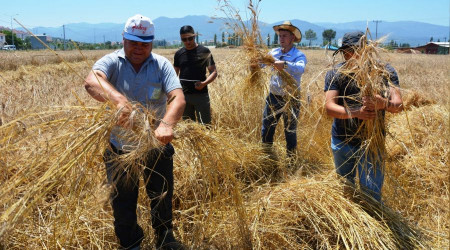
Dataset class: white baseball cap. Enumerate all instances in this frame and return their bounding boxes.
[123,14,155,43]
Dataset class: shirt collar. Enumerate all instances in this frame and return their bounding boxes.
[118,48,155,65]
[118,48,126,59]
[279,46,296,56]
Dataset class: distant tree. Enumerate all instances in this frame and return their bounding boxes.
[196,31,199,44]
[400,43,410,48]
[267,33,271,47]
[214,34,217,45]
[1,30,24,49]
[322,29,336,45]
[23,37,31,50]
[273,33,278,45]
[105,41,112,49]
[430,36,433,42]
[437,39,440,42]
[222,32,225,43]
[304,29,317,47]
[388,40,398,48]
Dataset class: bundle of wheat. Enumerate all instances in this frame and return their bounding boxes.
[384,104,449,248]
[219,0,301,120]
[0,102,166,236]
[246,177,426,249]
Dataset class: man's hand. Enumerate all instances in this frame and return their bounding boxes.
[350,106,377,120]
[154,122,174,145]
[362,95,387,111]
[273,60,285,71]
[116,101,133,129]
[194,81,206,90]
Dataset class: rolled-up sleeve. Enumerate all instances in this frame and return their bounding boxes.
[160,59,182,94]
[385,63,399,86]
[92,53,117,79]
[286,53,307,76]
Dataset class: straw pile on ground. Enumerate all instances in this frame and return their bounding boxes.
[384,104,449,248]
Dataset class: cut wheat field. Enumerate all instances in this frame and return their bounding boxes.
[0,48,448,249]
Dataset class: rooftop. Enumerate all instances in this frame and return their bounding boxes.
[428,42,450,47]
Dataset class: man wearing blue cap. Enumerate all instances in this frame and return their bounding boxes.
[324,31,403,202]
[84,14,186,250]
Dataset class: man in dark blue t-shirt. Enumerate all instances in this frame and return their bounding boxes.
[174,25,218,125]
[324,31,403,202]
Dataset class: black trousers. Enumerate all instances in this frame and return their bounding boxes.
[104,143,175,249]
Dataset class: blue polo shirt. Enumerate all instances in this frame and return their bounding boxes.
[93,49,181,149]
[269,47,307,96]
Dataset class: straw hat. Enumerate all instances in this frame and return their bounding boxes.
[273,21,302,43]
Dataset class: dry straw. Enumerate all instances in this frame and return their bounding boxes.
[218,0,301,122]
[246,177,426,249]
[0,3,446,249]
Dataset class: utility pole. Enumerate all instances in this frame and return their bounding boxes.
[373,20,382,40]
[63,25,66,50]
[11,16,14,46]
[10,14,19,46]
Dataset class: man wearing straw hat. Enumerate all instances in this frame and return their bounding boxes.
[324,31,403,202]
[84,14,186,250]
[260,21,307,160]
[174,25,217,125]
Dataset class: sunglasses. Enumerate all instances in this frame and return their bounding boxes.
[181,36,194,42]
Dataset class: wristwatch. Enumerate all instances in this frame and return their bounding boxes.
[283,61,288,69]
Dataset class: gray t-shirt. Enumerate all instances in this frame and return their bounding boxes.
[93,49,181,149]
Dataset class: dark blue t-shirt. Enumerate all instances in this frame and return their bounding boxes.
[324,62,399,145]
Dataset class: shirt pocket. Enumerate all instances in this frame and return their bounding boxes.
[134,81,162,101]
[149,83,162,100]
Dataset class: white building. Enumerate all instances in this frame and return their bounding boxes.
[0,33,5,47]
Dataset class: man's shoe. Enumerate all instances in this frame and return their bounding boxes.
[156,229,185,250]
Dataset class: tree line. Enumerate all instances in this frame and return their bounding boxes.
[4,27,440,50]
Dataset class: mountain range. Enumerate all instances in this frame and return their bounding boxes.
[16,15,450,46]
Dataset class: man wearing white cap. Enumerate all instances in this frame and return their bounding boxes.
[259,21,307,161]
[84,14,185,250]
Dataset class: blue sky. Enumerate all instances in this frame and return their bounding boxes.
[1,0,449,28]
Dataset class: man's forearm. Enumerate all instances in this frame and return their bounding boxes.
[161,90,186,127]
[202,70,217,85]
[84,70,128,106]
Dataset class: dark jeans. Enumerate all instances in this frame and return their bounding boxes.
[103,143,175,249]
[261,93,300,154]
[183,93,211,124]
